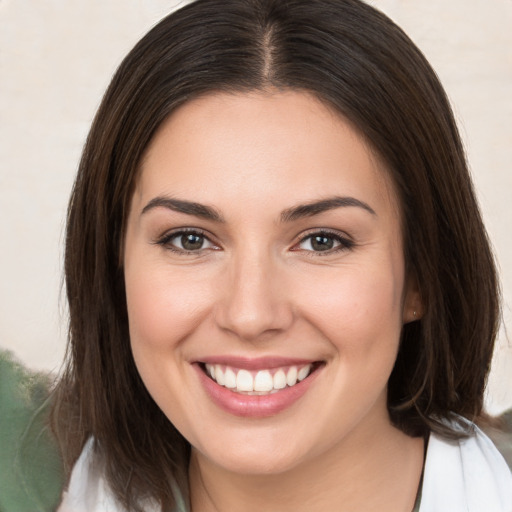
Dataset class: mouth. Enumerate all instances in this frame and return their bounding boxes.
[199,361,323,395]
[193,358,325,417]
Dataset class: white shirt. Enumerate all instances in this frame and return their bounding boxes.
[420,424,512,511]
[59,423,512,512]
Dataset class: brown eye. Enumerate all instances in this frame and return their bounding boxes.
[157,230,217,253]
[180,233,205,251]
[296,231,354,254]
[310,235,335,251]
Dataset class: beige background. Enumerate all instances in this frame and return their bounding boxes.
[1,0,511,414]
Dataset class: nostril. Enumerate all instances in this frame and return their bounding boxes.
[213,270,294,339]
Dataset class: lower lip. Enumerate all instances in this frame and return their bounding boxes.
[193,363,322,418]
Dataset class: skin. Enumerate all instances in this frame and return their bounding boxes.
[123,90,424,511]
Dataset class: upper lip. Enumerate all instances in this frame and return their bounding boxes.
[195,356,320,370]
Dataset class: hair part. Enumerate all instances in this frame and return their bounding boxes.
[52,0,500,509]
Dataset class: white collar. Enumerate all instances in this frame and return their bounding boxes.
[420,423,512,511]
[59,423,512,512]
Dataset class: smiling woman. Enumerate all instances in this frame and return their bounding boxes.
[51,1,512,511]
[124,91,418,483]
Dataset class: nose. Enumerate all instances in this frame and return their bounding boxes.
[214,250,294,341]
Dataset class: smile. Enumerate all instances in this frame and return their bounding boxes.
[203,363,315,395]
[195,358,324,417]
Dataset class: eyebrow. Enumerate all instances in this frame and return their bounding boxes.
[280,196,376,222]
[141,197,225,222]
[141,195,376,223]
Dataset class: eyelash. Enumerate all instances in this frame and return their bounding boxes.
[154,228,355,256]
[154,229,218,256]
[292,229,355,256]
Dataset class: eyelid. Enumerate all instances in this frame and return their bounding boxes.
[153,227,354,256]
[154,227,220,254]
[291,228,355,254]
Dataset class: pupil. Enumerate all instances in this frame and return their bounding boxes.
[311,235,333,251]
[182,234,203,250]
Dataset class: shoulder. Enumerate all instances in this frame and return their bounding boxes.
[58,439,188,512]
[421,419,512,512]
[57,439,124,512]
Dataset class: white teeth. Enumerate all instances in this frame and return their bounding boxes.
[273,369,287,390]
[236,369,254,392]
[286,366,298,386]
[215,365,225,386]
[298,365,311,381]
[254,370,273,392]
[204,363,317,394]
[224,367,237,388]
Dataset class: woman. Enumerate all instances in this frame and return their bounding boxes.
[53,0,512,510]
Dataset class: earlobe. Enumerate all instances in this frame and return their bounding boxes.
[403,276,423,324]
[403,300,423,324]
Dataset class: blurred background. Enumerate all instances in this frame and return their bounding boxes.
[0,0,511,414]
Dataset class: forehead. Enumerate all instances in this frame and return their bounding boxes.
[136,90,399,218]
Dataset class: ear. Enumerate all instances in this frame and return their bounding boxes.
[402,273,423,324]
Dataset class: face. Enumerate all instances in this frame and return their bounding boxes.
[124,91,419,475]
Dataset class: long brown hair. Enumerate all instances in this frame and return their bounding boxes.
[52,0,500,509]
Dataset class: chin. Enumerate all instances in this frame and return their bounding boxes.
[191,427,310,476]
[206,449,304,476]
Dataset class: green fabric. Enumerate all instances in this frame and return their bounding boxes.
[0,350,64,512]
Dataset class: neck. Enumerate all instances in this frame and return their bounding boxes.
[188,418,425,512]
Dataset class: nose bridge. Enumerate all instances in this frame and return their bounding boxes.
[216,243,292,340]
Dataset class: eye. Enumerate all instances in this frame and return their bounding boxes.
[156,230,218,253]
[294,231,354,253]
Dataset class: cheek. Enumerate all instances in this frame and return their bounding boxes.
[124,260,214,354]
[123,260,216,430]
[296,261,404,355]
